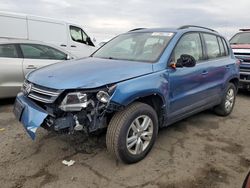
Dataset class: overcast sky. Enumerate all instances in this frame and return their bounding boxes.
[0,0,249,42]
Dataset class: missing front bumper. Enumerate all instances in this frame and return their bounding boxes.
[14,93,48,140]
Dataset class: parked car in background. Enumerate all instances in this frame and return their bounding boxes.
[230,29,250,90]
[0,11,97,58]
[0,38,75,99]
[14,25,239,163]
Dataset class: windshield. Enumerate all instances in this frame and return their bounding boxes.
[92,32,174,62]
[230,32,250,44]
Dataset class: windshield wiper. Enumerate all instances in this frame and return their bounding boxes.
[98,56,118,60]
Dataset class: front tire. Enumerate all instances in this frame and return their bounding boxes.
[214,83,236,116]
[106,102,158,164]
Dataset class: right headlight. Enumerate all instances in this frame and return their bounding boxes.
[96,84,117,103]
[59,84,116,112]
[59,92,88,111]
[96,91,110,103]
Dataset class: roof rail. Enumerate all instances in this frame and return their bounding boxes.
[178,25,217,32]
[129,28,146,32]
[239,29,250,31]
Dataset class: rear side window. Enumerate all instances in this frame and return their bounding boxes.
[217,37,226,56]
[172,33,203,63]
[203,34,220,59]
[222,39,229,56]
[0,44,18,58]
[20,44,67,60]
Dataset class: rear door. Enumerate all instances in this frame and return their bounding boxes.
[0,44,24,98]
[201,33,230,97]
[19,43,67,76]
[168,32,210,120]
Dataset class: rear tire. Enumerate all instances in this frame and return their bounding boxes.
[106,102,158,164]
[214,83,236,116]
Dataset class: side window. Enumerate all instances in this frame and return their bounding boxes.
[203,34,220,59]
[222,38,229,56]
[20,44,67,60]
[70,26,86,44]
[0,44,18,58]
[172,33,203,63]
[217,37,226,56]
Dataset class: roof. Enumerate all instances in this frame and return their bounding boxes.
[128,25,219,35]
[0,38,49,44]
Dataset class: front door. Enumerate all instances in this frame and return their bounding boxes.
[168,32,210,120]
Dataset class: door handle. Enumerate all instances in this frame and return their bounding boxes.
[60,44,67,47]
[27,65,37,69]
[71,45,76,48]
[225,65,230,69]
[201,70,208,75]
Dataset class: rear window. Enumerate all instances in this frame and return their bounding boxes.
[0,44,18,58]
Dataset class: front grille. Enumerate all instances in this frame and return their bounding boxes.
[234,54,250,63]
[240,74,250,81]
[234,52,250,56]
[240,68,250,73]
[23,80,62,103]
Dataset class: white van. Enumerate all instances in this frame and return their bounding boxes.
[0,11,97,58]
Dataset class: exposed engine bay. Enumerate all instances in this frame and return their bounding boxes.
[22,80,122,135]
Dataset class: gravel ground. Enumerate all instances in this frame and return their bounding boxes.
[0,91,250,188]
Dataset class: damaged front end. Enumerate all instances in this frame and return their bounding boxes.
[14,80,122,140]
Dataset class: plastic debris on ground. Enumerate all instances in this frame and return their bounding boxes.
[62,160,75,166]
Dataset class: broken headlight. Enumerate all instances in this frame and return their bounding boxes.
[59,85,116,112]
[96,84,116,103]
[96,91,110,103]
[59,92,88,111]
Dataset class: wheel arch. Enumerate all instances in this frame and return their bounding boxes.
[229,77,239,91]
[134,93,166,127]
[110,91,167,127]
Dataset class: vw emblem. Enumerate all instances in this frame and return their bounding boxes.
[25,83,32,94]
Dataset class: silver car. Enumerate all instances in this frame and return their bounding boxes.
[0,38,75,99]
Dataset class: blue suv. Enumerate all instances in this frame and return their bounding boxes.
[14,25,239,163]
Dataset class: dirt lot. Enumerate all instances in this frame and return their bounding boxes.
[0,92,250,188]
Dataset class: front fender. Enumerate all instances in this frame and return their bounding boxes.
[110,71,169,106]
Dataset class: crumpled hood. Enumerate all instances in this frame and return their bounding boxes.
[27,57,153,89]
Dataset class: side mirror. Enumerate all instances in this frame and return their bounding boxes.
[176,54,196,67]
[86,37,95,47]
[86,37,92,44]
[170,54,196,68]
[66,54,72,60]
